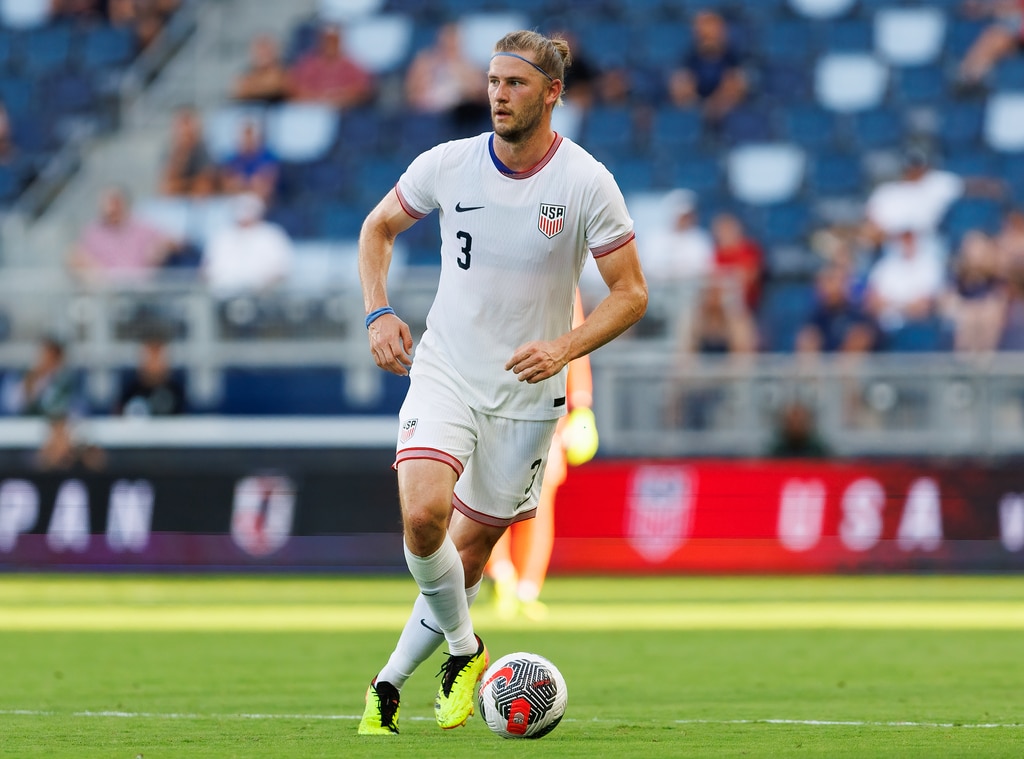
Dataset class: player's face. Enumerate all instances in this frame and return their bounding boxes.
[488,55,552,144]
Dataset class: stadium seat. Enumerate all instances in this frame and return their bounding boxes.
[757,20,816,67]
[289,240,361,291]
[135,196,194,242]
[574,20,629,71]
[874,7,946,66]
[720,105,775,145]
[20,25,71,77]
[47,71,96,115]
[820,19,873,54]
[458,12,530,69]
[848,106,904,151]
[203,105,266,163]
[984,93,1024,152]
[941,149,997,179]
[882,319,947,353]
[943,198,1005,243]
[580,106,636,156]
[756,280,817,353]
[0,163,21,204]
[787,0,856,20]
[776,105,840,151]
[726,143,806,206]
[345,14,413,75]
[335,106,386,158]
[815,53,888,112]
[550,101,583,142]
[807,151,863,197]
[758,201,813,247]
[630,21,689,70]
[670,155,723,198]
[312,202,365,241]
[759,64,813,104]
[317,0,384,22]
[992,58,1024,91]
[938,102,984,150]
[0,0,50,29]
[605,155,656,194]
[891,65,946,108]
[650,106,702,153]
[264,103,339,163]
[80,25,137,70]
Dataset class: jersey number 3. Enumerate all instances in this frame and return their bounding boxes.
[456,231,472,270]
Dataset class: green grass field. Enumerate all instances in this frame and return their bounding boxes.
[1,574,1022,758]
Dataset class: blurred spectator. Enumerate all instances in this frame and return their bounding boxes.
[863,230,946,336]
[942,231,1006,353]
[683,277,758,355]
[766,400,831,458]
[219,120,279,204]
[35,416,106,473]
[645,189,715,281]
[862,148,1004,251]
[998,258,1024,349]
[232,34,290,103]
[202,193,294,299]
[956,0,1024,88]
[159,106,217,197]
[67,185,177,285]
[995,207,1024,274]
[1,336,77,418]
[287,23,374,108]
[667,10,748,123]
[0,102,19,167]
[404,23,488,132]
[108,0,180,50]
[711,212,763,310]
[553,29,629,108]
[116,334,186,416]
[796,264,877,354]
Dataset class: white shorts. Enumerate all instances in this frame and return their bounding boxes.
[395,371,559,527]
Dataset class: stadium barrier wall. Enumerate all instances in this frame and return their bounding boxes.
[1,454,1022,572]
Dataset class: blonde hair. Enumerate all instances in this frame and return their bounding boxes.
[494,30,572,104]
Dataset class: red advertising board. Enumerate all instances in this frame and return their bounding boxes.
[550,460,1024,573]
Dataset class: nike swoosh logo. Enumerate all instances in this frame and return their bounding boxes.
[455,202,484,212]
[420,619,444,635]
[421,590,439,596]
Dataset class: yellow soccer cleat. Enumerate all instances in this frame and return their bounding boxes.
[493,574,520,620]
[358,679,400,735]
[434,635,488,729]
[564,407,599,466]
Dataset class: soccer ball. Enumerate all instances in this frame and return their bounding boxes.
[477,652,568,739]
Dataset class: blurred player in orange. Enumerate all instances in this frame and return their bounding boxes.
[486,289,598,620]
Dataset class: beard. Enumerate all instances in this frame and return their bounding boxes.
[491,94,546,144]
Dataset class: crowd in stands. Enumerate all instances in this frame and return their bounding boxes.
[5,0,1024,425]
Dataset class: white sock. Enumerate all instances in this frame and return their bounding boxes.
[404,536,477,655]
[377,580,482,689]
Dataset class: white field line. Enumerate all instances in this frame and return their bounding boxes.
[0,709,1021,729]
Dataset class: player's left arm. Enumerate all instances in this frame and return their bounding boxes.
[507,240,647,384]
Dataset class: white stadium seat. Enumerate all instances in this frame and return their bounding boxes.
[0,0,50,29]
[815,53,888,112]
[726,143,806,206]
[787,0,856,20]
[875,7,947,66]
[135,197,193,242]
[984,92,1024,152]
[459,12,531,69]
[264,103,339,163]
[203,105,266,163]
[344,14,413,74]
[317,0,383,23]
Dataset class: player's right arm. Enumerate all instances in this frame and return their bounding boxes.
[359,188,418,376]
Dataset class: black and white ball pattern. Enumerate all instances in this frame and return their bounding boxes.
[477,652,568,739]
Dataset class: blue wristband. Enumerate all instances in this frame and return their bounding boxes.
[365,306,396,329]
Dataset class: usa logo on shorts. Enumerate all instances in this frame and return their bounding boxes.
[400,418,418,443]
[538,203,565,238]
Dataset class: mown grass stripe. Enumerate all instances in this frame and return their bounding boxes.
[1,601,1023,630]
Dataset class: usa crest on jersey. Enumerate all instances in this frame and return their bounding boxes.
[538,203,565,238]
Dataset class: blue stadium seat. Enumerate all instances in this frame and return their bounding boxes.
[630,21,689,70]
[20,25,71,76]
[882,319,948,353]
[776,105,840,151]
[941,149,997,179]
[937,102,984,151]
[335,107,387,159]
[808,152,863,197]
[891,64,946,107]
[264,202,313,239]
[580,106,636,156]
[757,201,813,247]
[993,58,1024,91]
[720,104,775,145]
[311,202,364,241]
[650,106,702,153]
[942,198,1005,245]
[670,154,723,198]
[819,19,873,54]
[0,163,21,203]
[848,106,904,150]
[756,280,817,353]
[605,155,656,194]
[575,20,630,70]
[945,18,986,59]
[757,20,816,66]
[80,25,137,70]
[355,158,406,208]
[47,70,95,114]
[760,64,813,104]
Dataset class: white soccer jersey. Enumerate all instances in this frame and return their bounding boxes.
[395,132,634,421]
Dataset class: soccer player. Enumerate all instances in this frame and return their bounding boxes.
[357,29,648,735]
